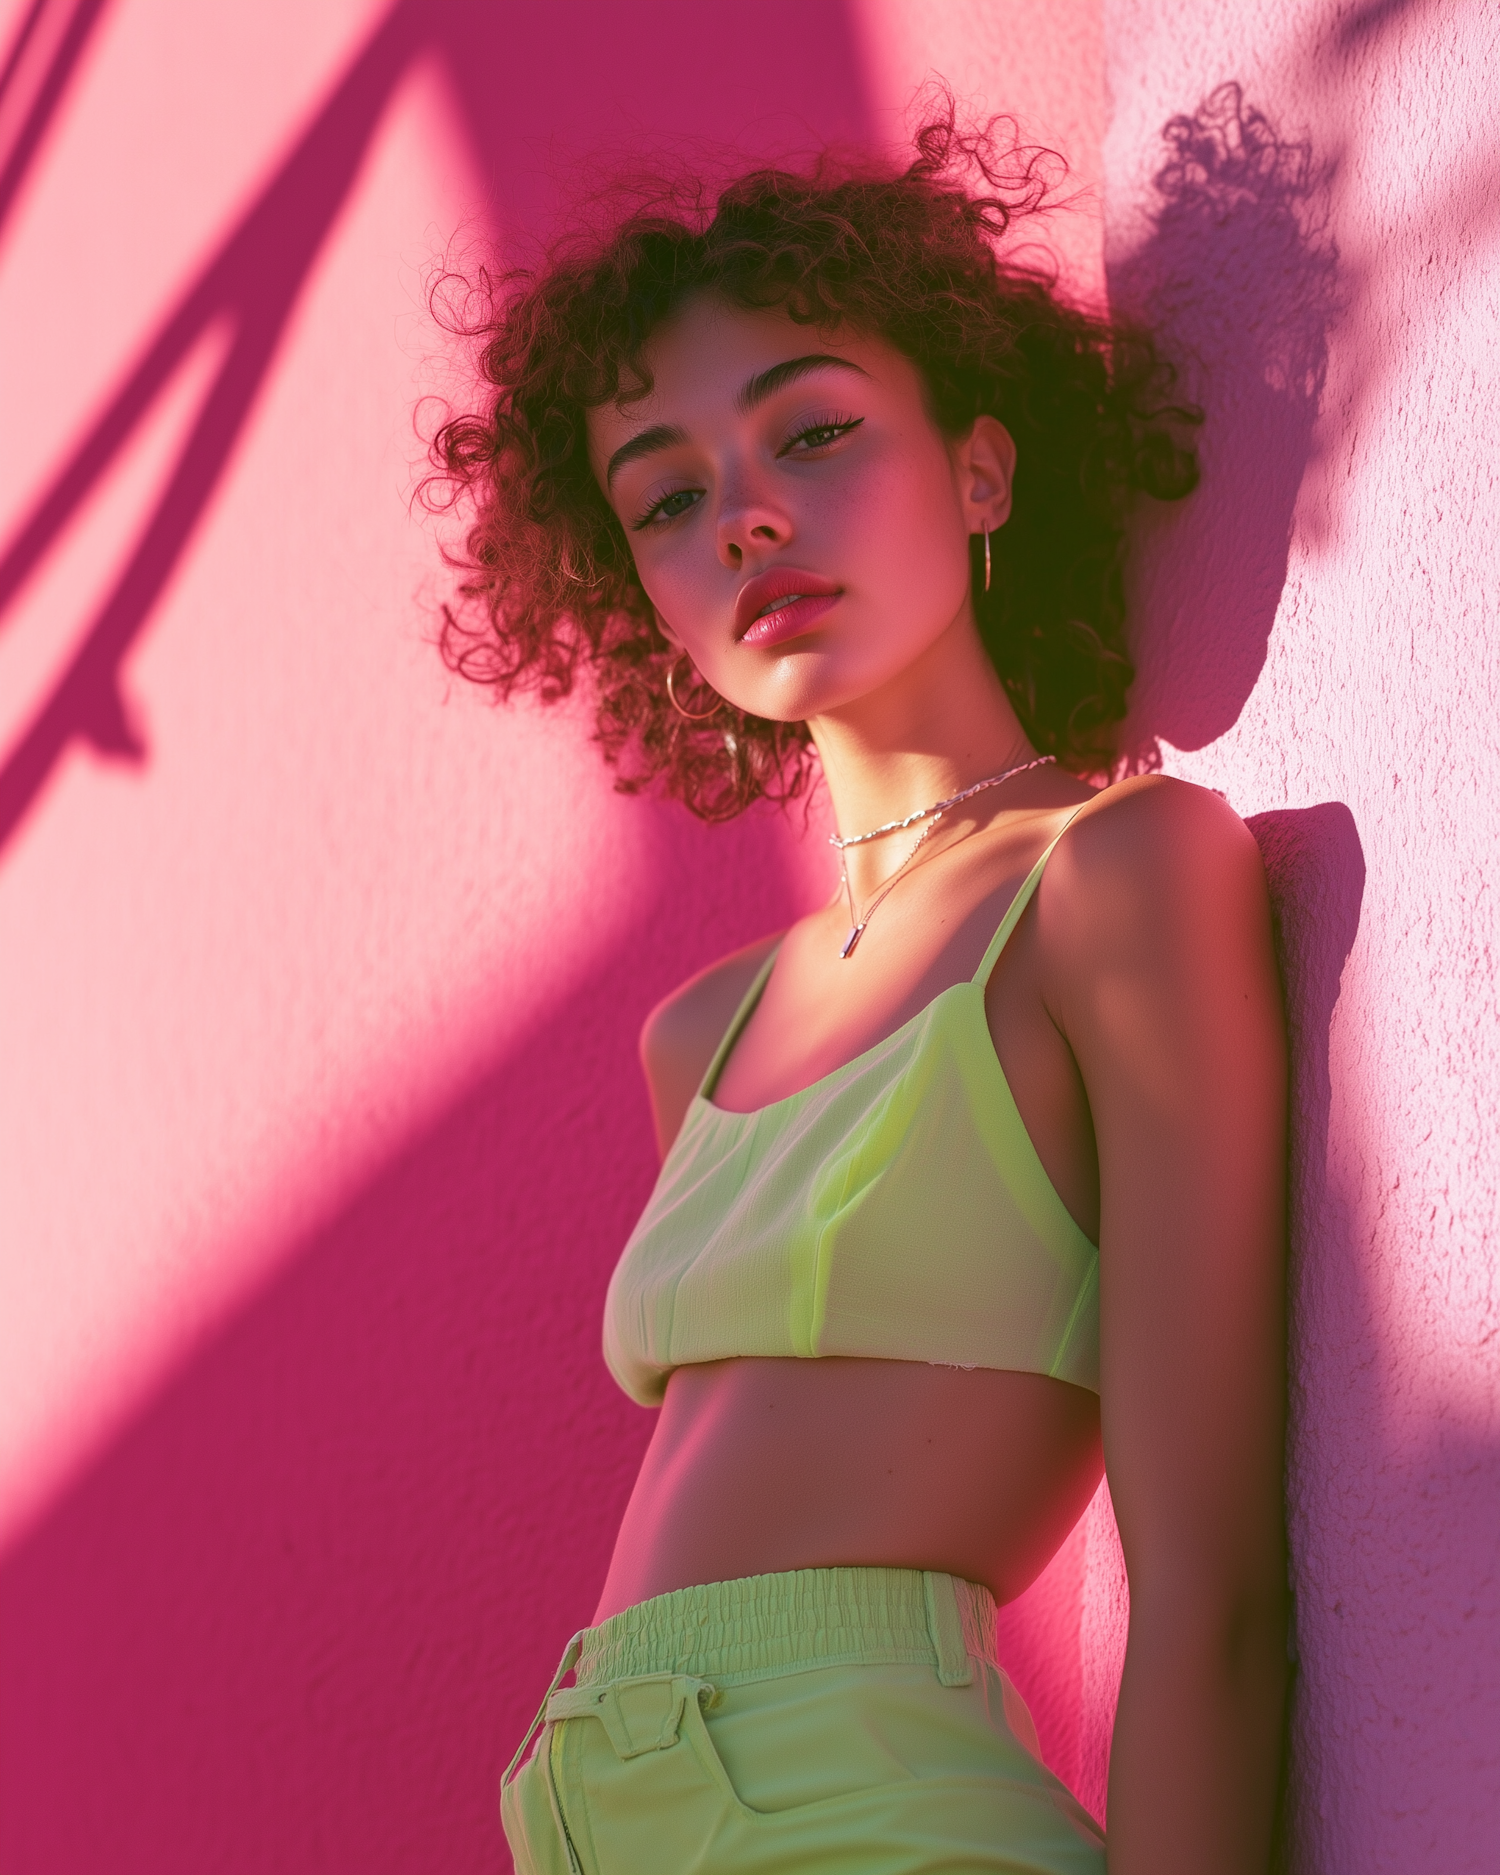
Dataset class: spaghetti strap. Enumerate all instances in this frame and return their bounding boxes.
[698,942,783,1100]
[971,804,1088,986]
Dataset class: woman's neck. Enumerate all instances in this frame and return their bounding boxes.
[807,616,1036,887]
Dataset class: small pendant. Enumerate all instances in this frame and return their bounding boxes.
[840,923,866,959]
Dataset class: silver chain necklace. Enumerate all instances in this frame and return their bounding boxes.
[831,754,1056,959]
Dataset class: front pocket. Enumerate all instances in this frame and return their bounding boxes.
[668,1686,908,1825]
[678,1660,1071,1822]
[673,1681,766,1816]
[550,1680,747,1869]
[679,1665,914,1817]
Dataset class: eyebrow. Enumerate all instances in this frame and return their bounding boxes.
[605,423,688,487]
[604,353,869,486]
[735,352,869,414]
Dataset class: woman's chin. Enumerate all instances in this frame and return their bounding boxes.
[728,660,895,728]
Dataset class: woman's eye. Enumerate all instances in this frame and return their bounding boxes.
[635,487,701,530]
[783,416,863,455]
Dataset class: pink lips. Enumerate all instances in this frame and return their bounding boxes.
[734,567,842,649]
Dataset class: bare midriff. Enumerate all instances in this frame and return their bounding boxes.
[592,1354,1104,1623]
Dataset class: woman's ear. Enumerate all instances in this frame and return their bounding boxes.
[957,416,1017,533]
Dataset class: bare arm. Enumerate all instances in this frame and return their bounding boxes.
[1045,777,1289,1873]
[638,934,781,1158]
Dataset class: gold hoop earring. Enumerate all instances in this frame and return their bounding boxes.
[666,655,723,722]
[983,526,992,594]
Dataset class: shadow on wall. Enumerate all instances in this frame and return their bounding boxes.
[0,891,695,1874]
[1110,84,1343,764]
[0,0,869,854]
[0,797,828,1875]
[1246,803,1366,1874]
[992,88,1357,1822]
[1109,80,1369,1860]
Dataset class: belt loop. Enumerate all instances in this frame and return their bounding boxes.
[923,1571,974,1687]
[502,1631,584,1788]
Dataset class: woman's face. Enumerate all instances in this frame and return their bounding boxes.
[586,295,1013,725]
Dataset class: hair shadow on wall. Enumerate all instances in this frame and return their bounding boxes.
[1110,85,1343,765]
[1244,801,1365,1872]
[0,812,817,1875]
[0,0,869,855]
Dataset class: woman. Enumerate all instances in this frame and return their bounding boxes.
[435,117,1289,1875]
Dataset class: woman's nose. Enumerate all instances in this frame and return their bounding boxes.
[716,491,792,568]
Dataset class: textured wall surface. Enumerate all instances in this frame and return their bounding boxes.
[1104,1,1500,1868]
[2,0,1494,1868]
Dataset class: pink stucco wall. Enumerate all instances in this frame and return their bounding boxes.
[1,2,1494,1870]
[1103,2,1500,1868]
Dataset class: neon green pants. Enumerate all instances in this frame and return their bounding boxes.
[501,1566,1106,1873]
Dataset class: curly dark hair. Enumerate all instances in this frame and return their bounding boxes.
[428,113,1199,820]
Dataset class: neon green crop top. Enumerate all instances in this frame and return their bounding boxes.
[603,811,1099,1407]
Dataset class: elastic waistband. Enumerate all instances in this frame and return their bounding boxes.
[575,1566,997,1692]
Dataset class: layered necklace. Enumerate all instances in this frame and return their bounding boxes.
[830,754,1056,959]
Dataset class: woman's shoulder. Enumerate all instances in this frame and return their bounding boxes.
[641,934,783,1079]
[639,932,783,1156]
[1060,771,1263,887]
[1040,772,1270,960]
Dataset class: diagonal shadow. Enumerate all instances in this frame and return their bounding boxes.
[0,0,425,846]
[0,913,666,1872]
[0,0,111,244]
